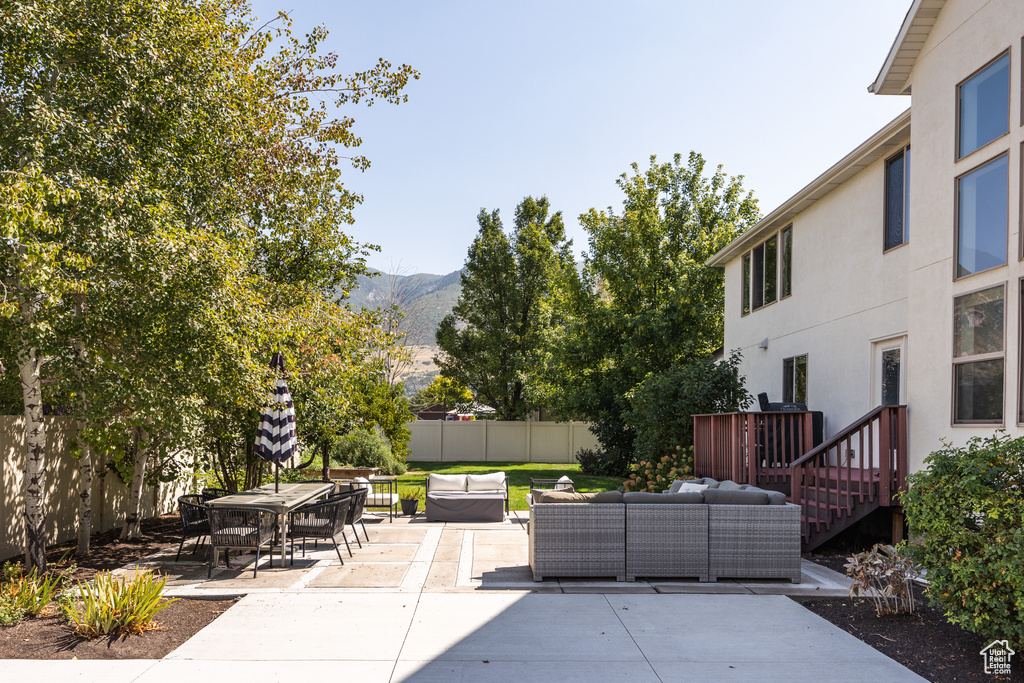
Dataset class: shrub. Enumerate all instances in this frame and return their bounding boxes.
[845,543,921,616]
[575,447,629,477]
[626,352,751,464]
[331,428,407,476]
[622,445,694,492]
[902,433,1024,647]
[63,571,177,638]
[0,562,67,626]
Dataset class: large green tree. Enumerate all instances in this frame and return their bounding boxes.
[435,196,575,420]
[544,153,760,472]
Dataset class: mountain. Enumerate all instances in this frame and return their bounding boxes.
[348,269,462,346]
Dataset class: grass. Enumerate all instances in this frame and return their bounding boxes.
[397,461,623,511]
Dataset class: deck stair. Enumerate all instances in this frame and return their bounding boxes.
[789,406,907,550]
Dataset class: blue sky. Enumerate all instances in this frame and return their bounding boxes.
[252,1,912,275]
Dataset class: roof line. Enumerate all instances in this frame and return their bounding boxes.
[868,0,923,94]
[707,109,911,267]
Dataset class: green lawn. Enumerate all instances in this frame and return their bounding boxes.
[397,461,623,511]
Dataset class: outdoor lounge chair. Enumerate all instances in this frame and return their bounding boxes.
[287,496,352,564]
[176,494,210,561]
[206,506,278,578]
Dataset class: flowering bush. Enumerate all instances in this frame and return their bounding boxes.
[622,445,694,493]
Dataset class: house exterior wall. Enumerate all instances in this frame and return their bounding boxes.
[901,0,1024,472]
[719,0,1024,475]
[724,152,909,442]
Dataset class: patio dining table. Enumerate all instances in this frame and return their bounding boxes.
[206,481,334,568]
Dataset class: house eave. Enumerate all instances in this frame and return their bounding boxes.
[707,109,911,268]
[868,0,945,96]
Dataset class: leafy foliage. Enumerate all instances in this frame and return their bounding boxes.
[623,446,695,493]
[436,196,575,420]
[331,428,407,476]
[574,447,627,478]
[845,543,921,617]
[543,153,760,463]
[63,570,177,638]
[902,433,1024,647]
[0,562,68,626]
[627,352,751,464]
[414,375,473,413]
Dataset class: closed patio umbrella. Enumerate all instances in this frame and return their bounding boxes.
[255,352,300,492]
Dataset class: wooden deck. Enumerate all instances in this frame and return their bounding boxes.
[693,406,908,550]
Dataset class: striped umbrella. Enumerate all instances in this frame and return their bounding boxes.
[254,353,298,492]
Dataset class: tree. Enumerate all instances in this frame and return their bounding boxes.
[414,375,473,414]
[544,153,760,472]
[435,196,574,420]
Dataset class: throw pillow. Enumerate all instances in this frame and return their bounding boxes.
[678,483,709,493]
[428,473,468,492]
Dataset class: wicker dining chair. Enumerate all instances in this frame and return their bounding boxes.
[329,488,369,554]
[201,487,232,503]
[206,506,277,578]
[176,494,210,562]
[288,496,352,564]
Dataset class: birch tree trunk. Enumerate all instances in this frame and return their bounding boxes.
[120,429,150,540]
[19,345,47,571]
[75,416,93,556]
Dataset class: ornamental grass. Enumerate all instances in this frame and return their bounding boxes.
[63,570,177,638]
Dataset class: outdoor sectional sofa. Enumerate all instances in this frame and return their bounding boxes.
[424,472,509,522]
[528,478,801,583]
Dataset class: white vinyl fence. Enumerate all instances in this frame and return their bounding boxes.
[0,416,189,561]
[407,420,599,463]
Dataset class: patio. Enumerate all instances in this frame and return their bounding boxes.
[121,511,853,597]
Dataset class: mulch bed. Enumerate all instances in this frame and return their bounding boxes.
[1,514,234,660]
[799,548,1022,682]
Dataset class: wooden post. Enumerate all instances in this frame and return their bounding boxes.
[891,509,905,544]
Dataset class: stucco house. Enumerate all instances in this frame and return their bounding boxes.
[703,0,1024,546]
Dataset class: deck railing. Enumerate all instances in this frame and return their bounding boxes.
[789,405,908,537]
[692,411,818,485]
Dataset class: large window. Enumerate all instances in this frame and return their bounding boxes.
[741,226,792,315]
[958,52,1010,159]
[953,285,1004,424]
[956,154,1008,278]
[783,355,807,404]
[885,147,910,250]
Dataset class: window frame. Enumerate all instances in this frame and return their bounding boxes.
[955,49,1011,162]
[953,151,1010,281]
[782,354,808,404]
[740,225,792,317]
[884,146,910,252]
[951,281,1006,426]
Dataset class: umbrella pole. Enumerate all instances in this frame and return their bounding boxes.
[275,463,280,493]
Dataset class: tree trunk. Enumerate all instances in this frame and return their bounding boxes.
[19,345,47,571]
[321,440,330,480]
[120,430,150,540]
[75,417,93,556]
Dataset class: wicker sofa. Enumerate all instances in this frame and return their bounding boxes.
[528,479,802,583]
[424,472,509,522]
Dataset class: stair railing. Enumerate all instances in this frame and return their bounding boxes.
[693,411,816,484]
[789,405,907,539]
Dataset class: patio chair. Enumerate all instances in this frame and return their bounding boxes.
[206,506,278,578]
[201,487,232,502]
[176,494,210,562]
[331,488,369,553]
[287,496,352,564]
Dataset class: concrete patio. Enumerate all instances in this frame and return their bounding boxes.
[1,512,927,682]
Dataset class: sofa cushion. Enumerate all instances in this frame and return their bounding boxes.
[467,472,506,491]
[624,491,704,504]
[534,490,623,504]
[702,488,770,505]
[428,473,468,492]
[718,480,744,490]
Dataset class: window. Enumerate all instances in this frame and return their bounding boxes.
[956,154,1008,278]
[885,147,910,250]
[958,52,1010,159]
[741,227,791,315]
[783,355,807,404]
[881,348,901,406]
[953,285,1004,424]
